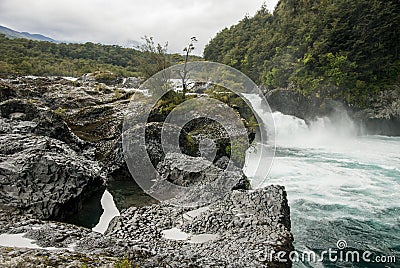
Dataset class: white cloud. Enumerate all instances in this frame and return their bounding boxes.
[0,0,279,55]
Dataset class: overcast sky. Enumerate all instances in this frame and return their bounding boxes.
[0,0,279,55]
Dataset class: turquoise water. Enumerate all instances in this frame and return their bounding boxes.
[249,112,400,267]
[76,91,399,267]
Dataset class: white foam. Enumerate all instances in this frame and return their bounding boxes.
[0,233,40,249]
[0,233,74,251]
[246,109,400,218]
[62,76,78,82]
[161,228,189,241]
[272,111,358,148]
[92,190,120,234]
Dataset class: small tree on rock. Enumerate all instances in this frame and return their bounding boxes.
[180,37,197,94]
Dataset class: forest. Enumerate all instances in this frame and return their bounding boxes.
[0,35,191,78]
[0,34,145,77]
[204,0,400,108]
[1,0,399,109]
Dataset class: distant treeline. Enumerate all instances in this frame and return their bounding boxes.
[204,0,400,108]
[0,34,189,78]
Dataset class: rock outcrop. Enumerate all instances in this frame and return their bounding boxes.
[0,76,294,267]
[266,88,316,120]
[0,133,104,220]
[0,211,140,267]
[157,152,249,190]
[0,80,106,220]
[354,89,400,135]
[0,185,293,267]
[106,185,293,267]
[182,117,253,167]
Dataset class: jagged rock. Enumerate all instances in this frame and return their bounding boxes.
[0,247,120,268]
[118,122,197,174]
[122,77,141,88]
[266,88,325,121]
[0,80,16,102]
[78,71,123,86]
[182,117,246,166]
[0,77,294,267]
[0,89,105,220]
[104,121,193,186]
[214,155,230,169]
[145,103,254,168]
[0,134,105,220]
[64,100,129,163]
[157,152,249,190]
[1,76,131,110]
[266,88,352,124]
[0,99,86,150]
[106,185,293,267]
[360,117,400,135]
[0,212,142,267]
[0,185,293,267]
[354,89,400,135]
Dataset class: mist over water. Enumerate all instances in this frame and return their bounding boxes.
[273,110,359,148]
[245,96,400,267]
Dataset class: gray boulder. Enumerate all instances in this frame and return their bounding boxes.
[354,89,400,135]
[0,133,105,220]
[0,96,105,220]
[157,152,249,190]
[106,185,293,267]
[0,99,86,150]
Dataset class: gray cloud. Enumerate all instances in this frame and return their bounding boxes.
[0,0,278,55]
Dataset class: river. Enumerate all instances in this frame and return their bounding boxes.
[247,110,400,267]
[84,94,399,267]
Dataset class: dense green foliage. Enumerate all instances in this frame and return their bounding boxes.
[204,0,400,108]
[0,34,200,79]
[136,36,171,80]
[0,34,144,77]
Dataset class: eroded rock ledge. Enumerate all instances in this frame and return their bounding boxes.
[107,185,293,267]
[0,77,293,267]
[0,185,293,267]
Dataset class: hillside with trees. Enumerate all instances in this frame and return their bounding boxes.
[0,34,144,77]
[0,34,192,78]
[204,0,400,108]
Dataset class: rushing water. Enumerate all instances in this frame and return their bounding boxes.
[73,92,399,267]
[247,109,400,267]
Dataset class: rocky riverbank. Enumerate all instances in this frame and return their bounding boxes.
[0,76,293,267]
[0,185,292,267]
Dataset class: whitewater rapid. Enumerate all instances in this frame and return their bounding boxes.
[245,107,400,267]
